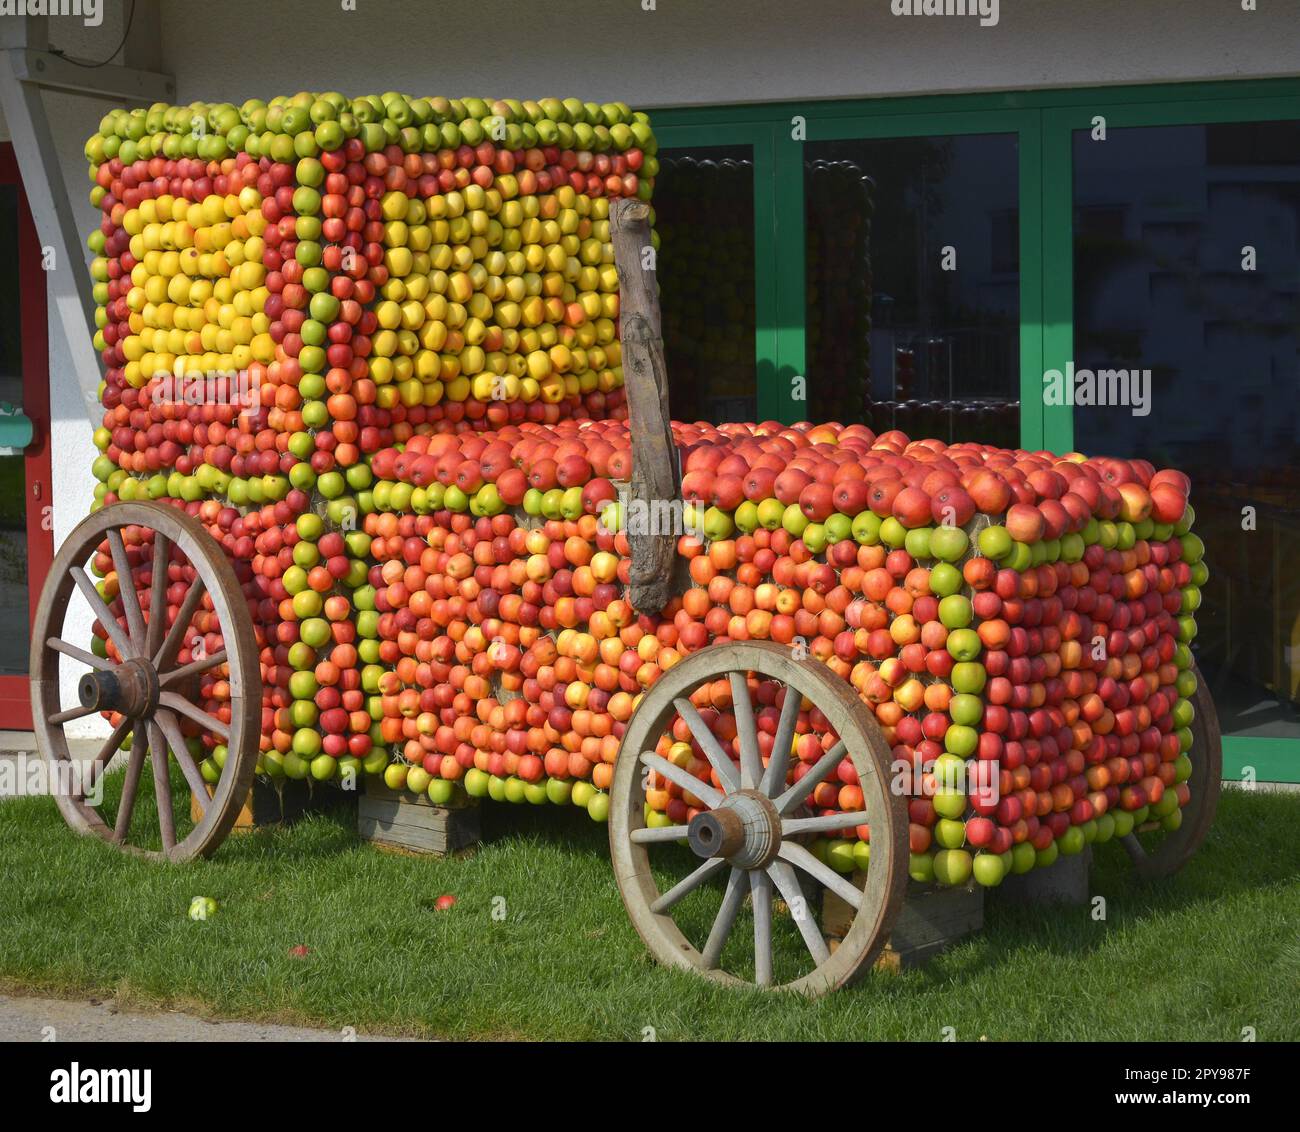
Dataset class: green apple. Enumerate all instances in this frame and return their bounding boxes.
[946,628,982,661]
[951,662,987,694]
[824,513,852,544]
[929,562,962,597]
[1010,841,1036,874]
[932,788,966,819]
[1058,825,1086,856]
[972,852,1007,887]
[933,849,973,886]
[944,724,979,758]
[545,778,572,805]
[949,692,983,727]
[781,504,808,538]
[903,527,932,559]
[487,775,508,802]
[938,594,973,629]
[909,852,935,884]
[879,516,907,548]
[757,498,785,530]
[188,896,218,922]
[934,818,967,850]
[1152,790,1180,818]
[463,767,490,797]
[852,839,871,871]
[977,524,1012,560]
[929,525,969,562]
[504,776,527,803]
[382,763,408,792]
[1035,840,1060,869]
[826,838,856,874]
[310,753,337,781]
[571,780,596,809]
[587,791,610,822]
[851,511,882,545]
[427,778,455,805]
[734,500,759,533]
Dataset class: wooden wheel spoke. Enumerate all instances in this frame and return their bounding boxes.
[106,528,146,649]
[773,739,846,815]
[1120,832,1147,864]
[82,716,133,799]
[70,565,134,661]
[159,648,228,689]
[48,703,97,726]
[629,824,689,845]
[154,708,212,810]
[639,751,724,811]
[672,697,740,794]
[146,531,170,659]
[701,867,746,970]
[147,720,177,852]
[152,576,207,673]
[750,869,774,987]
[728,671,763,790]
[112,742,148,843]
[769,859,831,968]
[759,687,802,798]
[46,637,114,672]
[157,691,230,741]
[782,810,868,837]
[778,840,863,910]
[649,855,727,914]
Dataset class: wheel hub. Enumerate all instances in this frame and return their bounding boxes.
[687,790,781,870]
[78,657,159,718]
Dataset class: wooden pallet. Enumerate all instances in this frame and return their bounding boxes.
[190,774,337,830]
[824,874,984,971]
[995,846,1092,906]
[356,776,480,856]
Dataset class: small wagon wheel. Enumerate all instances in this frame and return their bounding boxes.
[31,501,261,862]
[1120,662,1221,880]
[610,640,907,995]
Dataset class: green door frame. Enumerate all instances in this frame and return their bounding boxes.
[652,77,1300,782]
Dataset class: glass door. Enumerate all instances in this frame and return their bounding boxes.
[795,110,1044,449]
[651,122,778,423]
[1044,98,1300,780]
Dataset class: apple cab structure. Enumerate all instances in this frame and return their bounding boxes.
[31,94,1222,995]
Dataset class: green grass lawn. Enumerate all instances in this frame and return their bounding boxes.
[0,772,1296,1041]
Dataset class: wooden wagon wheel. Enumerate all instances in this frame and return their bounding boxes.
[1120,662,1221,880]
[610,640,907,995]
[30,501,261,862]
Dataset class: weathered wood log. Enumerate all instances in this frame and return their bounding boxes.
[610,197,679,615]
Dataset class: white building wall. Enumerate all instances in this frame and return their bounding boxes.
[160,0,1300,107]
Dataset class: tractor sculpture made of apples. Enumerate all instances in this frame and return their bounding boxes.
[32,92,1220,995]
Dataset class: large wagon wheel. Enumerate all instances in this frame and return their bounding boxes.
[610,640,907,995]
[31,501,261,861]
[1120,662,1221,879]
